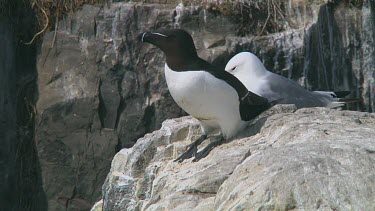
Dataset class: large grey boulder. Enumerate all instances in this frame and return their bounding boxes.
[101,106,375,210]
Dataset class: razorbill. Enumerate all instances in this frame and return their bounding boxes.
[139,29,278,162]
[225,52,359,109]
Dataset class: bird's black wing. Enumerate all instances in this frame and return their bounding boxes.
[192,59,277,121]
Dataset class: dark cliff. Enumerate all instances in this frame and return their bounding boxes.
[0,1,47,210]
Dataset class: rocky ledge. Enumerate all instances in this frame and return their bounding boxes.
[95,106,375,210]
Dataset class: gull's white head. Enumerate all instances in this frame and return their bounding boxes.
[225,52,268,93]
[225,52,267,77]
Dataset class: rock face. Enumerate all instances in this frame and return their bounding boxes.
[102,106,375,210]
[0,17,18,211]
[35,0,374,210]
[35,4,186,210]
[0,2,47,210]
[35,6,117,210]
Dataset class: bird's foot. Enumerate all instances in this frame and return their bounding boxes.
[174,134,207,163]
[193,136,225,162]
[174,144,197,163]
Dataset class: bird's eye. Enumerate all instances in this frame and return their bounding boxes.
[231,67,236,71]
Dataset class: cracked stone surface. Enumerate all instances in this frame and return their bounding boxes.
[101,106,375,210]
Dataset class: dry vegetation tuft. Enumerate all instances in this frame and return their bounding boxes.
[27,0,106,43]
[26,0,285,42]
[31,0,106,29]
[205,0,288,36]
[3,0,367,42]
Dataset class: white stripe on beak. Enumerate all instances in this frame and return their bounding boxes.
[141,32,147,42]
[151,32,168,38]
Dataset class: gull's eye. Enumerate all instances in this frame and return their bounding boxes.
[231,67,236,71]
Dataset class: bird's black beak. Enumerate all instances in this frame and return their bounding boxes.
[138,31,169,44]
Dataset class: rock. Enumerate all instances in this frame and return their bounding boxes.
[0,18,18,211]
[35,6,118,210]
[90,199,103,211]
[215,108,375,210]
[101,106,375,210]
[99,72,121,129]
[35,0,375,210]
[0,3,47,210]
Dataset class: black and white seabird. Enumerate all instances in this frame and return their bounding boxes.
[225,52,359,109]
[139,29,278,162]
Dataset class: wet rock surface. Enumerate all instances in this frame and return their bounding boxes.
[35,0,374,210]
[101,106,375,210]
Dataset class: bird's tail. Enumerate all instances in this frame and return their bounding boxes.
[313,91,351,98]
[328,97,362,109]
[314,91,362,108]
[328,100,362,108]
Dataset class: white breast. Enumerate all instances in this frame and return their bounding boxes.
[164,64,247,139]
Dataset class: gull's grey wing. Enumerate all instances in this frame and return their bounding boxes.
[261,73,330,108]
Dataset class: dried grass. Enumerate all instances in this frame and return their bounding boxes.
[26,0,280,42]
[31,0,106,29]
[5,0,366,43]
[25,0,106,44]
[205,0,287,36]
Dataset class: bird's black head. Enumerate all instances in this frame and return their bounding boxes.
[138,29,198,69]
